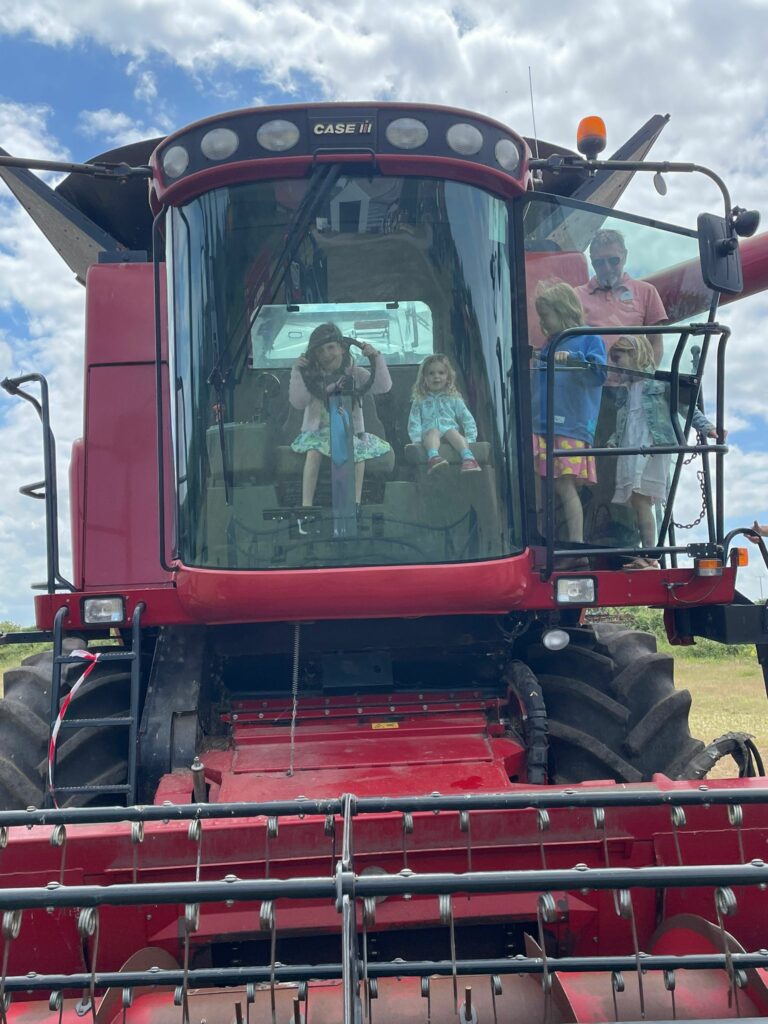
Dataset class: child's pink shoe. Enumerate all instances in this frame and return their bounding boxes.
[427,455,449,473]
[460,457,481,472]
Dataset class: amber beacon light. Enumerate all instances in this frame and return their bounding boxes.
[576,115,607,160]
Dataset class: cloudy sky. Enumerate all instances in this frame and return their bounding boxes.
[1,0,767,624]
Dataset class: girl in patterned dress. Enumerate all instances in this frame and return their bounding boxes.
[531,282,607,546]
[607,334,715,568]
[289,322,392,507]
[408,354,481,473]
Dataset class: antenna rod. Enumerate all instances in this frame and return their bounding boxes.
[528,66,540,160]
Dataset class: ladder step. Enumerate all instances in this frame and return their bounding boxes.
[55,652,137,664]
[50,603,144,809]
[58,717,135,729]
[53,784,131,794]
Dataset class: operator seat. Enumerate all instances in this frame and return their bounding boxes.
[402,440,491,469]
[205,371,282,485]
[275,392,396,478]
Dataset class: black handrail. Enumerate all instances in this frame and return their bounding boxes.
[539,323,728,580]
[0,373,74,593]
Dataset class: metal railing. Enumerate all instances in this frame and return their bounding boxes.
[539,323,729,579]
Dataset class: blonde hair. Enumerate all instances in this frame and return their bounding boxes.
[412,354,461,399]
[535,281,585,335]
[612,334,655,372]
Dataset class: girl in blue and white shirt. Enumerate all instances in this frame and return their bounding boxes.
[408,354,480,473]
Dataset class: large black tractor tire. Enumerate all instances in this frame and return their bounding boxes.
[0,643,132,810]
[525,625,707,784]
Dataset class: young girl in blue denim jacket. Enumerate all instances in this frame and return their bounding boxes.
[607,334,716,566]
[408,354,481,473]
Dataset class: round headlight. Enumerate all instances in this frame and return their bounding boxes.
[446,123,483,156]
[201,127,239,161]
[495,138,522,173]
[541,628,571,652]
[162,145,189,179]
[256,119,300,152]
[385,117,428,150]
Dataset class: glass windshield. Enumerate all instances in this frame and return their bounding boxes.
[522,195,719,561]
[168,175,521,569]
[252,302,435,367]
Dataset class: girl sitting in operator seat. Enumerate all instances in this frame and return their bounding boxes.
[289,322,392,508]
[408,354,481,473]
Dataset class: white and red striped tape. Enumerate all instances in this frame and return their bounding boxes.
[48,650,101,807]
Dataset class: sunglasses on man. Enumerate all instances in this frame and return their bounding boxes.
[592,256,622,269]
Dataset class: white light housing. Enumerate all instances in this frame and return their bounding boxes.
[542,628,570,652]
[162,145,190,179]
[256,119,300,152]
[201,127,239,161]
[446,123,483,155]
[83,596,125,624]
[385,117,428,150]
[495,138,522,173]
[555,578,596,604]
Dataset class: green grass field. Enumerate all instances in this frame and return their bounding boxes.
[678,657,767,777]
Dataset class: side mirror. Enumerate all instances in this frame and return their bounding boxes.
[697,213,743,295]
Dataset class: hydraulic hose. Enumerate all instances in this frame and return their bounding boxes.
[505,661,549,785]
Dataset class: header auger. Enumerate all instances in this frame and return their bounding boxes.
[2,102,768,1021]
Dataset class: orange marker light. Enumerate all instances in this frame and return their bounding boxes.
[576,116,607,159]
[695,557,723,577]
[735,547,749,567]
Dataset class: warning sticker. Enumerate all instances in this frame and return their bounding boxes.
[371,722,399,730]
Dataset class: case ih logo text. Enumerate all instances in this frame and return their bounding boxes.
[313,121,374,135]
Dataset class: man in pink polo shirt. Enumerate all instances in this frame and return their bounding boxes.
[577,228,667,364]
[577,229,667,548]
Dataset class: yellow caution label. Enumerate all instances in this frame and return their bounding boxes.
[372,722,399,730]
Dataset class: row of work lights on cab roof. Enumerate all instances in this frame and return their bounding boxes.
[157,107,527,184]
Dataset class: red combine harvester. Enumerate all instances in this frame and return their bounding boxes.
[2,103,768,1022]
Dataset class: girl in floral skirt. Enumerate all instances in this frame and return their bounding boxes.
[289,322,392,507]
[531,282,607,551]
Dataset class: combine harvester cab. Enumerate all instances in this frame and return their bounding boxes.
[2,104,768,1022]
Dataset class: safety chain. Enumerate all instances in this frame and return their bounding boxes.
[671,437,707,530]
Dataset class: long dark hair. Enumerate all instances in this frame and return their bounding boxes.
[300,339,354,401]
[300,322,379,401]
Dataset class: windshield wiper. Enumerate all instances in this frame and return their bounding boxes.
[205,163,342,506]
[207,163,342,395]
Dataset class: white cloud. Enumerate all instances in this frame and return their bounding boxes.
[0,2,765,206]
[133,69,158,105]
[77,108,169,147]
[0,2,763,241]
[0,336,13,378]
[0,98,85,622]
[0,98,69,162]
